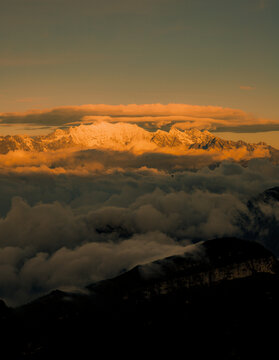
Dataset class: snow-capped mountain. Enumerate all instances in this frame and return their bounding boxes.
[0,122,276,155]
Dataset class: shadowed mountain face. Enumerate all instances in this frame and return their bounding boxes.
[243,187,279,254]
[249,186,279,203]
[1,238,279,359]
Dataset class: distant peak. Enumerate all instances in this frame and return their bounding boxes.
[0,122,275,159]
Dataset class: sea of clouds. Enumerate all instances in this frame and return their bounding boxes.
[0,152,279,306]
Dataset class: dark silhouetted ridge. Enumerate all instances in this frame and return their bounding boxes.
[1,238,279,359]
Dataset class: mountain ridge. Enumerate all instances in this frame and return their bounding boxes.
[1,238,279,359]
[0,122,275,155]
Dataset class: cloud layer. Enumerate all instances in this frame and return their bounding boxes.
[0,158,278,306]
[1,103,278,132]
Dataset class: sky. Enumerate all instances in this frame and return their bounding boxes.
[0,0,278,116]
[0,0,279,150]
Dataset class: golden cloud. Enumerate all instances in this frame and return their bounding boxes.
[0,103,278,132]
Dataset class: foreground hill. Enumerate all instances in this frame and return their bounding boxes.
[1,238,279,359]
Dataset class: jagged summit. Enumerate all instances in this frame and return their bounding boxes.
[0,122,274,155]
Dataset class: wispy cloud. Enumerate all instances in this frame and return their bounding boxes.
[0,54,82,67]
[239,86,255,90]
[0,57,60,67]
[15,97,49,104]
[258,0,269,9]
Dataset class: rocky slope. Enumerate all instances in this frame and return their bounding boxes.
[0,122,275,155]
[1,238,279,359]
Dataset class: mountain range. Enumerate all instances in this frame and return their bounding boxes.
[0,122,276,156]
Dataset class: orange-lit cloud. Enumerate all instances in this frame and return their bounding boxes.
[16,97,49,104]
[0,103,278,132]
[0,144,274,176]
[239,86,255,90]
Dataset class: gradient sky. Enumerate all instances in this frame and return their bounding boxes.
[0,0,278,122]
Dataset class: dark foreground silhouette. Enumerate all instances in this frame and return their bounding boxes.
[1,238,279,359]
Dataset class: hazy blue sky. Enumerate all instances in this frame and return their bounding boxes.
[0,0,278,119]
